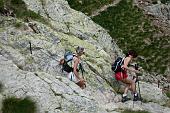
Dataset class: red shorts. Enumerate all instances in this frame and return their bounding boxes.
[115,71,128,81]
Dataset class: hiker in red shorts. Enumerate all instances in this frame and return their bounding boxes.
[115,50,140,102]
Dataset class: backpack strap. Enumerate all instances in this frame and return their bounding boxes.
[120,57,125,72]
[121,57,125,65]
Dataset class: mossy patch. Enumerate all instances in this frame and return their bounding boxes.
[14,21,23,28]
[59,33,97,56]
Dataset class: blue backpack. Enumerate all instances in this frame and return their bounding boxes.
[111,57,125,72]
[62,51,75,73]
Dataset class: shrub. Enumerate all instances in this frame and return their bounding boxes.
[2,97,37,113]
[0,0,4,10]
[166,91,170,98]
[161,0,170,4]
[3,0,48,25]
[122,109,150,113]
[14,22,23,28]
[152,0,158,4]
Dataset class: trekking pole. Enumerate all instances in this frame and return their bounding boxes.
[133,75,141,107]
[158,80,160,88]
[137,76,142,105]
[135,64,142,102]
[30,41,60,62]
[29,41,32,54]
[133,82,136,108]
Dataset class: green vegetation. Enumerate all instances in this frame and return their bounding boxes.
[1,0,48,25]
[121,109,150,113]
[91,0,170,74]
[161,0,170,4]
[14,21,23,28]
[67,0,113,15]
[166,91,170,98]
[2,97,37,113]
[67,0,170,74]
[0,0,4,10]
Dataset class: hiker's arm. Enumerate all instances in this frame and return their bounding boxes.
[59,58,64,65]
[73,58,81,80]
[122,57,139,73]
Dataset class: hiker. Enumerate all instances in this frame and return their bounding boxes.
[114,50,141,102]
[60,46,86,89]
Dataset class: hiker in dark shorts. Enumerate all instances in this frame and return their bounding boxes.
[115,50,141,102]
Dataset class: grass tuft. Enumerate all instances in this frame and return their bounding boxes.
[121,109,150,113]
[2,97,37,113]
[166,91,170,98]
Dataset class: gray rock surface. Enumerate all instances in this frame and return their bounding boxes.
[0,0,170,113]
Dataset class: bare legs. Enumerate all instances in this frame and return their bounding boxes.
[121,77,137,103]
[121,78,136,94]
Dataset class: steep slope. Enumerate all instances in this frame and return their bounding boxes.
[68,0,170,76]
[0,0,170,113]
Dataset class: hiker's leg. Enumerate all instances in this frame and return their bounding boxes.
[121,79,132,102]
[124,84,130,95]
[122,78,140,101]
[121,78,136,93]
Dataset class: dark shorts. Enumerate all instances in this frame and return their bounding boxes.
[115,71,128,81]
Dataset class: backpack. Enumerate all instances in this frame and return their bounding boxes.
[111,57,125,72]
[60,51,85,73]
[61,51,75,73]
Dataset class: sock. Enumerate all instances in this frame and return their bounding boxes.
[123,94,127,97]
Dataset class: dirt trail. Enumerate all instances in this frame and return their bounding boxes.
[90,0,121,17]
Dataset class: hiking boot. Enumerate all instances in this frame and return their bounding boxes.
[122,96,130,103]
[133,94,139,101]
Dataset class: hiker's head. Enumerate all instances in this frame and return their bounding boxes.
[126,50,138,58]
[76,46,85,56]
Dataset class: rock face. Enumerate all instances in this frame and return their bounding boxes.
[0,55,106,113]
[23,0,122,55]
[0,0,170,113]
